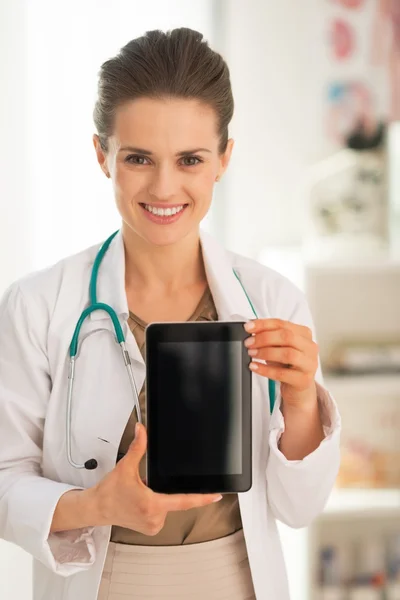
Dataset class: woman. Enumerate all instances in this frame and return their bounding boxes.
[0,28,340,600]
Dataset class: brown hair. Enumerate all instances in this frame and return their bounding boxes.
[93,28,234,154]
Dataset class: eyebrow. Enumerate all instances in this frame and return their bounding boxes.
[119,146,212,156]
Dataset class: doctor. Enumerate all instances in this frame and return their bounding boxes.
[0,28,340,600]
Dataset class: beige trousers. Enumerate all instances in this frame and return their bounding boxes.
[97,529,256,599]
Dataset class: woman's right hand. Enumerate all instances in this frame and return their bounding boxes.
[92,423,222,536]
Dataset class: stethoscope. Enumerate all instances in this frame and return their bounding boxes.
[66,230,276,470]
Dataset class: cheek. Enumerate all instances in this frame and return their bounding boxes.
[189,169,216,197]
[189,179,214,211]
[113,166,143,198]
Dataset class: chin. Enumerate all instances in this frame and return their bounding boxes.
[132,222,199,248]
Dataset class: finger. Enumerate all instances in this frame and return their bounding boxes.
[161,493,223,512]
[123,423,147,473]
[244,319,313,339]
[249,361,315,390]
[245,329,316,353]
[248,346,316,373]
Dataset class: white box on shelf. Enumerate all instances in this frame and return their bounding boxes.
[304,260,400,367]
[387,582,400,600]
[348,589,382,600]
[318,587,347,600]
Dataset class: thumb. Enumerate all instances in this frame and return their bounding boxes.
[125,422,147,465]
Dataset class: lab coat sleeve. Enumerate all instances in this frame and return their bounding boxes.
[266,296,341,529]
[0,283,96,576]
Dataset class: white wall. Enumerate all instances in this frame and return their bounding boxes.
[25,0,216,272]
[214,0,322,257]
[0,0,33,291]
[0,3,34,593]
[0,3,215,598]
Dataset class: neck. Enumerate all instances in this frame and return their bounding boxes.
[122,225,206,292]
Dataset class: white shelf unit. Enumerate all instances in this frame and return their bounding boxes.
[279,373,400,600]
[279,488,400,600]
[324,374,400,398]
[258,253,400,598]
[325,488,400,517]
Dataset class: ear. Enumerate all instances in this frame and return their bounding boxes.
[93,134,110,178]
[216,138,234,181]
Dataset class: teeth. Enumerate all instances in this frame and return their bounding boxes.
[144,204,185,216]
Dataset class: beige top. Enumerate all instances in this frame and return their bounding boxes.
[110,287,243,546]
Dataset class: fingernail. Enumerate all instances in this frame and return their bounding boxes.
[248,349,258,357]
[249,362,259,371]
[244,336,255,347]
[213,495,223,502]
[244,321,255,332]
[135,423,140,438]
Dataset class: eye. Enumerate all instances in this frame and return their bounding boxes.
[125,154,150,165]
[180,156,203,167]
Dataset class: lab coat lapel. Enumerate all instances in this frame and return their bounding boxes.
[199,230,256,322]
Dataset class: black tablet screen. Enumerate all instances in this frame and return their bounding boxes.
[146,322,252,493]
[156,340,243,477]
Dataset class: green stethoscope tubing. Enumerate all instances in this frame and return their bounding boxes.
[232,269,276,414]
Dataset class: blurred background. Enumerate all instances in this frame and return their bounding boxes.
[1,0,399,598]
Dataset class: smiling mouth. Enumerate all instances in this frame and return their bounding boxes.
[139,203,189,224]
[139,203,188,217]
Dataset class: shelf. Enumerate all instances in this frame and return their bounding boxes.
[321,489,400,519]
[324,373,400,397]
[304,255,400,271]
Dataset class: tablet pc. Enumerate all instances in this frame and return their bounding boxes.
[145,321,252,494]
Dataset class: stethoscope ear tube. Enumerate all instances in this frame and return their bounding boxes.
[69,303,125,358]
[66,298,142,469]
[120,341,142,424]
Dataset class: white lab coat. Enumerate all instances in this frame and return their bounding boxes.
[0,230,341,600]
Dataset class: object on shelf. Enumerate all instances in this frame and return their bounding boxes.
[336,442,375,488]
[324,488,400,514]
[318,542,354,598]
[331,378,400,488]
[347,537,386,598]
[337,446,400,489]
[326,340,400,375]
[318,587,347,599]
[314,518,400,600]
[387,582,400,600]
[304,140,388,261]
[388,534,400,584]
[348,588,384,599]
[304,262,400,370]
[320,546,342,586]
[355,536,386,581]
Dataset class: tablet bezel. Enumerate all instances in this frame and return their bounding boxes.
[145,321,252,494]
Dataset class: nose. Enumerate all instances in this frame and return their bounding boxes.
[147,164,180,201]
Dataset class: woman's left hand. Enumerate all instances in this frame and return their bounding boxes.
[244,319,319,408]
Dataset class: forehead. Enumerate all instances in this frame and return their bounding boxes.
[112,97,219,151]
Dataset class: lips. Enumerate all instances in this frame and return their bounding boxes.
[139,203,189,225]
